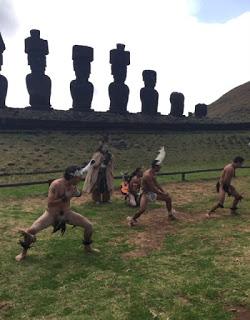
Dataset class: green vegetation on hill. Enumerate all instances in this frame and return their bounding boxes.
[0,131,250,180]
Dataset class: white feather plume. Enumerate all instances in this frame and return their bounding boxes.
[155,146,166,165]
[74,160,94,177]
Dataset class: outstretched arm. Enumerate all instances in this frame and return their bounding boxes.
[78,159,95,175]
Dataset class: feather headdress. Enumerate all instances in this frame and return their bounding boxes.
[154,146,166,165]
[73,160,95,177]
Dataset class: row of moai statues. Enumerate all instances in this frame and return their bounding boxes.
[0,30,207,118]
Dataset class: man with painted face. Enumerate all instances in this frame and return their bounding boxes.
[207,156,244,217]
[127,147,176,226]
[15,162,98,262]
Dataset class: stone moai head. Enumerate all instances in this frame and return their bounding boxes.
[142,70,157,89]
[25,29,49,74]
[110,43,130,83]
[72,45,93,81]
[0,33,6,71]
[195,103,207,118]
[170,92,185,117]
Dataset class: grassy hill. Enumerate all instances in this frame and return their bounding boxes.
[0,131,250,184]
[208,81,250,121]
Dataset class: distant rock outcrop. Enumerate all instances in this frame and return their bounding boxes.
[208,81,250,121]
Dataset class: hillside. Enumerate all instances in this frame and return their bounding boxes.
[0,131,250,184]
[208,81,250,121]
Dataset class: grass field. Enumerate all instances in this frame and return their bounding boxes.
[0,131,250,319]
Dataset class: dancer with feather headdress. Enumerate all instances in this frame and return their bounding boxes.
[127,147,176,226]
[15,162,99,262]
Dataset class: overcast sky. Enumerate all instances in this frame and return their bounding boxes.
[1,0,250,115]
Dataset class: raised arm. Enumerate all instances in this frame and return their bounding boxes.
[78,159,95,175]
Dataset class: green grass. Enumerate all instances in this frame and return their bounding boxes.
[0,130,250,319]
[1,175,250,319]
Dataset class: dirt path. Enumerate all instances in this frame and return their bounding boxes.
[120,180,216,259]
[122,208,208,259]
[227,306,250,320]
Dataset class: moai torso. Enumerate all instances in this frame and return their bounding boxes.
[169,92,185,117]
[25,30,51,110]
[0,33,8,109]
[108,44,130,114]
[195,103,207,118]
[140,70,159,115]
[70,45,94,112]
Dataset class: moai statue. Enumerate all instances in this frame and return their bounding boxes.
[0,33,8,109]
[70,45,94,112]
[108,43,130,114]
[140,70,159,115]
[195,103,207,118]
[25,29,51,110]
[169,92,185,117]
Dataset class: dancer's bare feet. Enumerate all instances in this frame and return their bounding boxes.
[205,211,216,218]
[84,245,100,253]
[168,209,178,221]
[15,250,28,262]
[230,208,239,216]
[127,216,138,227]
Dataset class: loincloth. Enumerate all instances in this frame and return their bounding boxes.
[52,210,68,235]
[143,192,157,202]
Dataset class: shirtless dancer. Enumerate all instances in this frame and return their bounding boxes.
[16,163,98,262]
[127,167,143,207]
[127,160,176,226]
[207,156,244,217]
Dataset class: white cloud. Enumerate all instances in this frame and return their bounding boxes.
[0,0,18,35]
[1,0,250,114]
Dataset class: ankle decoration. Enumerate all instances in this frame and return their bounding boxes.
[83,240,93,246]
[230,207,238,210]
[19,234,36,250]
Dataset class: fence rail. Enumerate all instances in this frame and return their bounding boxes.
[0,166,249,188]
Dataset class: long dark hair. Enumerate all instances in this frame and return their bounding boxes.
[128,167,142,182]
[64,165,81,180]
